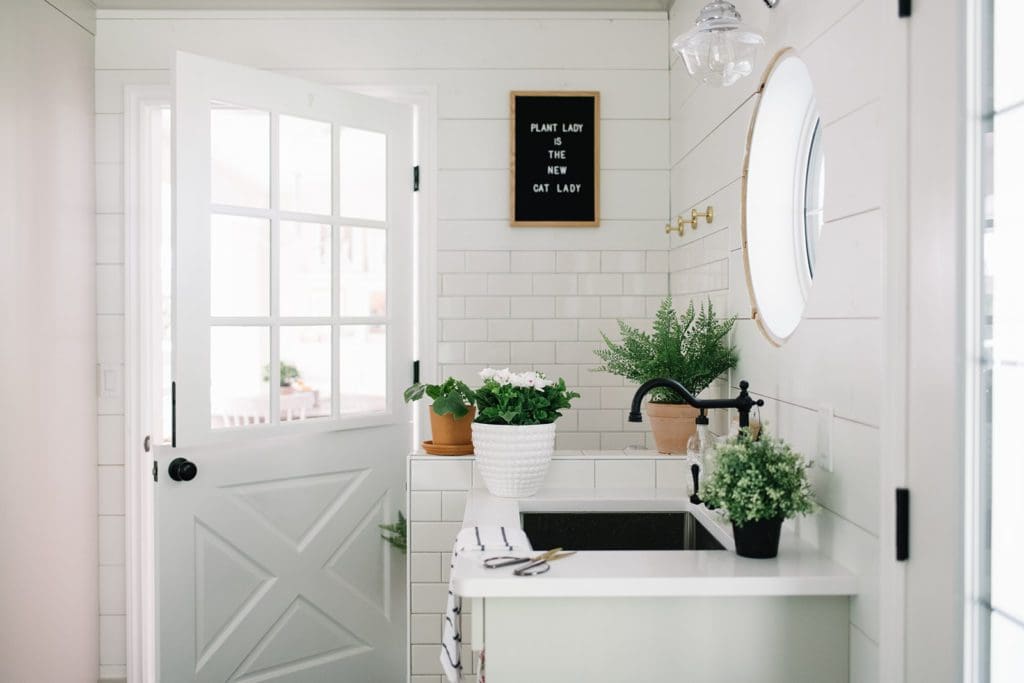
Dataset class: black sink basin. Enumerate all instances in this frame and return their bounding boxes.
[521,511,725,551]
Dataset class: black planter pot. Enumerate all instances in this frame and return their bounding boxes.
[732,516,784,559]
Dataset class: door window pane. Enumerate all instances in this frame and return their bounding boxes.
[339,226,386,318]
[279,326,332,420]
[280,115,332,216]
[211,326,269,428]
[280,222,331,317]
[338,325,386,414]
[338,127,387,221]
[210,105,270,208]
[210,215,269,317]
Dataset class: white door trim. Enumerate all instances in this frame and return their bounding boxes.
[121,81,437,682]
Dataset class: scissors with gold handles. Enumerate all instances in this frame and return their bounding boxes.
[482,547,577,576]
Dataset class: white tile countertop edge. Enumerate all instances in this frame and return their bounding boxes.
[449,488,859,599]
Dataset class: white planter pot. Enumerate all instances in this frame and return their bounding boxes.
[471,422,557,498]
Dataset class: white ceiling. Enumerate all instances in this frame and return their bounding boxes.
[92,0,674,10]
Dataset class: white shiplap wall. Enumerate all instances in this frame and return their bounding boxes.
[668,1,884,681]
[94,10,670,676]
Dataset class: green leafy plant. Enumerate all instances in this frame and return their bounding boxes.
[378,511,407,553]
[473,368,580,426]
[262,361,301,387]
[701,429,815,526]
[593,296,738,403]
[404,378,477,418]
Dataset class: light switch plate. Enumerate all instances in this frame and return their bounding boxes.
[817,403,834,472]
[97,363,122,399]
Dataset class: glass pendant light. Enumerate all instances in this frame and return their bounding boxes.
[672,1,765,88]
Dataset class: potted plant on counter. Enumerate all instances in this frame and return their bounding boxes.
[594,296,738,454]
[700,429,815,559]
[472,368,580,498]
[404,378,477,455]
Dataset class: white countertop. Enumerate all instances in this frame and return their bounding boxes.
[450,488,858,599]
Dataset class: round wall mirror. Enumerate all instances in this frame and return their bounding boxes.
[742,49,825,345]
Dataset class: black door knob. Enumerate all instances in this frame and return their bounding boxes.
[168,457,198,482]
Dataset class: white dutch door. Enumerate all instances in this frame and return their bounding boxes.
[157,52,414,682]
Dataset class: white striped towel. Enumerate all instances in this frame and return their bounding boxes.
[441,526,532,682]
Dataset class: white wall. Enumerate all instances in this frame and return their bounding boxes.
[0,1,98,681]
[93,8,670,675]
[667,0,885,680]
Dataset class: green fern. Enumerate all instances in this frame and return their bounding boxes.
[378,511,407,553]
[593,296,738,403]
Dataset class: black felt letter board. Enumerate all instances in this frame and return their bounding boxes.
[510,91,600,227]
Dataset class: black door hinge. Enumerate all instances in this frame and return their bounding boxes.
[413,165,420,192]
[413,360,420,384]
[152,460,158,482]
[898,0,911,18]
[171,381,177,448]
[896,488,909,561]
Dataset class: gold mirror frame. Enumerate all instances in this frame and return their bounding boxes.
[741,46,805,348]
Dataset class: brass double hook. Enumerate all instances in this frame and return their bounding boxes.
[665,206,714,236]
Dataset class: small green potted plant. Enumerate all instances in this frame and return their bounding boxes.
[404,378,477,454]
[594,296,738,453]
[701,429,815,558]
[472,368,580,498]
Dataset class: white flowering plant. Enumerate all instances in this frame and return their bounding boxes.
[700,428,815,526]
[473,368,580,426]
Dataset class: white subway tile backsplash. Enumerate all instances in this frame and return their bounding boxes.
[96,214,124,264]
[100,615,126,667]
[623,273,668,295]
[437,342,465,364]
[579,273,623,295]
[532,274,578,296]
[555,431,602,450]
[555,341,601,365]
[99,565,126,615]
[511,341,555,364]
[411,613,440,644]
[465,342,510,364]
[646,250,669,273]
[411,460,473,491]
[437,251,466,273]
[510,296,555,318]
[465,251,510,273]
[410,522,463,552]
[97,415,124,465]
[442,319,488,342]
[532,319,578,341]
[99,516,125,566]
[411,553,442,583]
[488,319,533,341]
[595,459,656,488]
[656,459,688,489]
[543,459,596,487]
[98,466,125,516]
[441,491,468,521]
[600,296,648,318]
[600,432,647,451]
[465,296,510,318]
[437,296,465,318]
[442,274,488,295]
[556,251,601,273]
[601,250,646,273]
[487,274,532,296]
[511,251,556,272]
[410,491,442,521]
[555,296,601,318]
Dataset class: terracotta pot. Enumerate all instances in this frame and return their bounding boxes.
[429,405,476,446]
[645,402,700,454]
